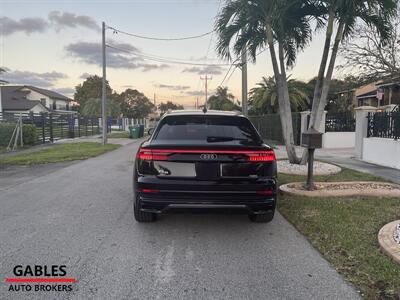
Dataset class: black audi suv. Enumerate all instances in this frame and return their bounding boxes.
[133,110,277,223]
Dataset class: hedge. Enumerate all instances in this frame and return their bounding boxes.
[0,123,38,146]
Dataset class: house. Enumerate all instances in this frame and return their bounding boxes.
[0,85,73,114]
[355,83,380,107]
[337,80,400,109]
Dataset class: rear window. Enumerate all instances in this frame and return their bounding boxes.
[154,115,261,143]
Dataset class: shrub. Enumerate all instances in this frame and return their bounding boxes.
[0,123,38,146]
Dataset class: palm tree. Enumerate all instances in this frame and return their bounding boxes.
[208,87,241,111]
[249,77,310,115]
[302,0,397,163]
[215,0,319,163]
[309,0,396,131]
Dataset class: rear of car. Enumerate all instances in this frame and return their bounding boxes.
[133,111,277,222]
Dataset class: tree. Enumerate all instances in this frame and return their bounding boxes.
[207,87,241,111]
[308,0,396,132]
[216,0,396,163]
[249,77,309,115]
[0,67,8,84]
[74,75,112,110]
[158,101,184,116]
[338,8,400,82]
[81,98,121,117]
[215,0,319,163]
[118,89,155,119]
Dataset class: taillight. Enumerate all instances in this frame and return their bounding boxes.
[256,188,274,196]
[247,151,276,162]
[136,148,275,162]
[139,188,160,193]
[137,148,170,161]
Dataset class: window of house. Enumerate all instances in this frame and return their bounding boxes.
[52,100,57,110]
[40,98,46,106]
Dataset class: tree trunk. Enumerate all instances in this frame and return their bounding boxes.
[309,10,335,128]
[266,23,300,163]
[300,11,335,164]
[314,22,345,128]
[278,42,300,163]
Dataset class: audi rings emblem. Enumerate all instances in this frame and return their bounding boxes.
[200,154,218,160]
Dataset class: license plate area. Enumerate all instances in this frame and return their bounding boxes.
[195,162,220,180]
[154,161,196,178]
[221,163,259,178]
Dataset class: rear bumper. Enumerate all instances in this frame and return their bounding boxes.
[135,176,277,214]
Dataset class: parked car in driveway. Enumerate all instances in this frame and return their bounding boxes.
[133,110,277,222]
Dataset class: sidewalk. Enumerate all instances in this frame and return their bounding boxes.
[276,146,400,184]
[0,136,143,158]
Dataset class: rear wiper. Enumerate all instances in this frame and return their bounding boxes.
[206,136,247,142]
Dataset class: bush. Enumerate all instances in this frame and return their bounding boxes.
[0,123,38,146]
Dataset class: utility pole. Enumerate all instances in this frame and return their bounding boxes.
[200,75,212,109]
[241,49,248,116]
[101,21,107,145]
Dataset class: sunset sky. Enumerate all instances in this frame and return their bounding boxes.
[0,0,342,107]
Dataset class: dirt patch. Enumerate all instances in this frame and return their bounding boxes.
[279,181,400,197]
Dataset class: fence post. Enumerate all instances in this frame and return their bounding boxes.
[41,113,46,144]
[49,113,54,142]
[355,106,377,159]
[78,117,81,137]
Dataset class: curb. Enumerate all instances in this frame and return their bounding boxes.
[378,220,400,264]
[279,181,400,198]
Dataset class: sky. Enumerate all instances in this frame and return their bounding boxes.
[0,0,337,107]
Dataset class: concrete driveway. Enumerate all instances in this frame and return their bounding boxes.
[0,141,360,299]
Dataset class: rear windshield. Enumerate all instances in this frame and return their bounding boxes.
[154,115,261,143]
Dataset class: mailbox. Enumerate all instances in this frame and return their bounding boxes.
[301,128,322,149]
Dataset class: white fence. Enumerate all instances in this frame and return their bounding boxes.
[362,137,400,169]
[322,132,355,148]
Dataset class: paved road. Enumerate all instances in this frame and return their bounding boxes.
[0,141,360,299]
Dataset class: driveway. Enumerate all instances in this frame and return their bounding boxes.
[0,141,359,299]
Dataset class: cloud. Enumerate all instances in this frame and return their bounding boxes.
[1,70,68,87]
[185,90,205,96]
[141,64,170,72]
[154,83,191,91]
[65,41,170,71]
[0,12,99,36]
[0,16,48,35]
[48,11,100,31]
[54,87,75,95]
[79,72,96,79]
[182,65,225,75]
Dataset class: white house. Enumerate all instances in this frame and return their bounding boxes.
[0,85,73,114]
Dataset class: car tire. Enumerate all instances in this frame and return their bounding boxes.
[248,212,274,223]
[134,193,157,222]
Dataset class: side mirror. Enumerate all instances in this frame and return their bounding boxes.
[148,128,154,136]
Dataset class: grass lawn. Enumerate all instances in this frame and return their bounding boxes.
[0,142,120,165]
[108,131,130,139]
[278,167,400,299]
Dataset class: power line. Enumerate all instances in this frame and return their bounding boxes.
[218,48,267,87]
[107,25,214,41]
[106,44,231,67]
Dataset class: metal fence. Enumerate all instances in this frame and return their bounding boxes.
[0,112,101,144]
[367,111,400,140]
[325,112,356,132]
[249,113,301,145]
